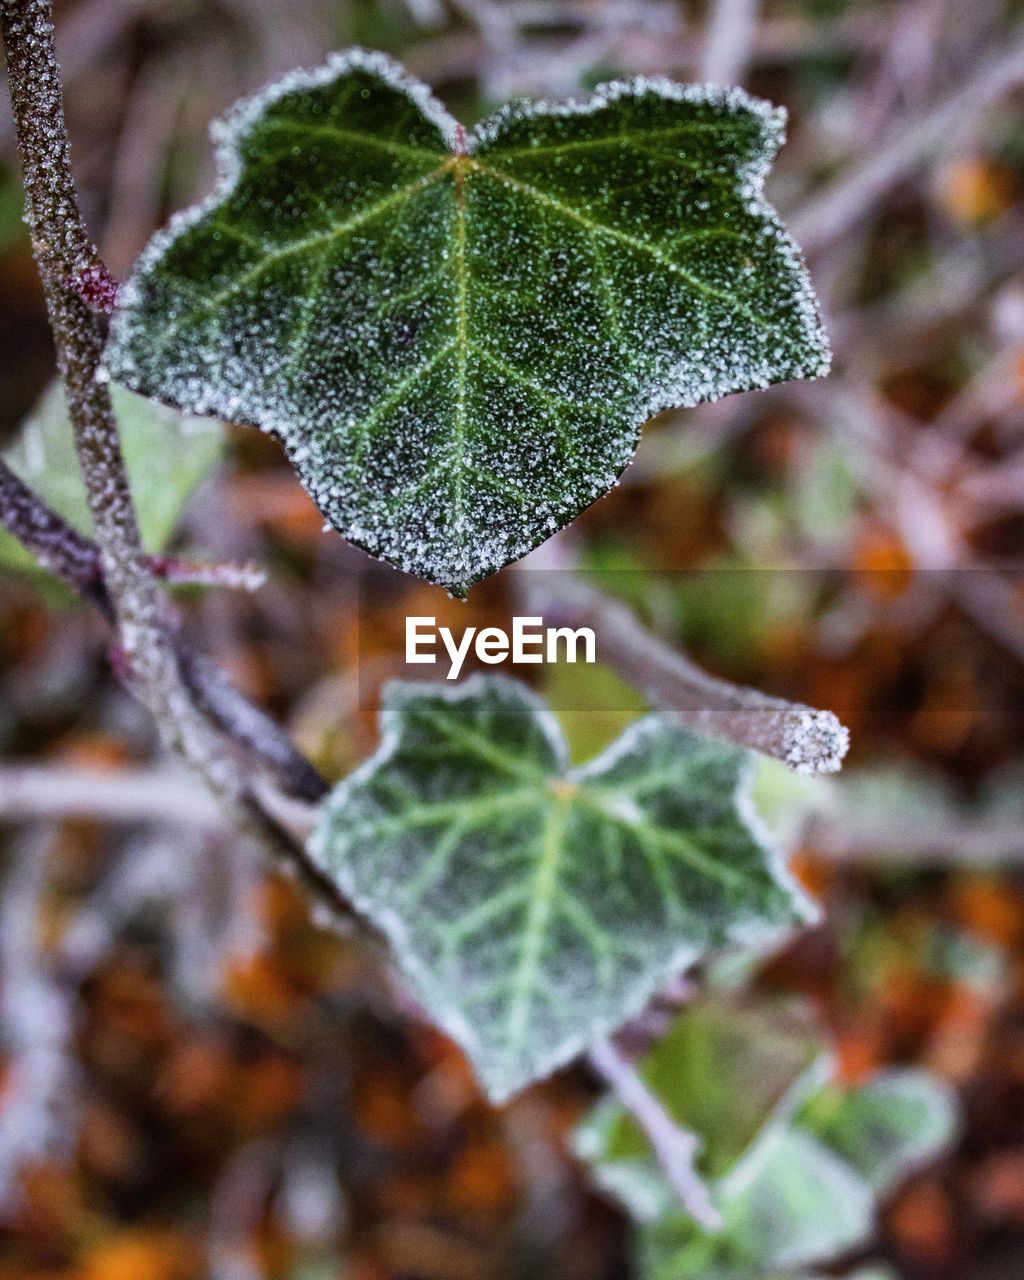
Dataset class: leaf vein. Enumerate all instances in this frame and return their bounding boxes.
[471,158,774,330]
[157,166,449,351]
[258,115,446,163]
[486,117,753,160]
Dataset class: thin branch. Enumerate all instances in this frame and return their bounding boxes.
[0,461,266,593]
[589,1038,722,1231]
[0,1,344,923]
[791,37,1024,252]
[0,760,350,931]
[0,457,109,615]
[826,212,1024,356]
[533,578,849,775]
[1,0,231,784]
[809,814,1024,867]
[0,459,327,802]
[0,763,223,827]
[177,651,327,802]
[948,571,1024,666]
[700,0,761,86]
[148,554,267,592]
[208,1139,283,1280]
[8,763,1022,870]
[0,828,77,1208]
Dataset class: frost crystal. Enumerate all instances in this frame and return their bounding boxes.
[783,708,850,776]
[106,51,830,594]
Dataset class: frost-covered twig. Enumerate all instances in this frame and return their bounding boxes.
[589,1038,721,1230]
[534,578,849,774]
[177,651,328,803]
[0,461,266,594]
[0,0,346,922]
[208,1139,282,1280]
[0,828,78,1212]
[1,1,237,788]
[0,458,108,611]
[948,571,1024,666]
[0,2,323,809]
[0,459,327,802]
[810,815,1024,866]
[700,0,760,87]
[0,763,224,827]
[792,36,1024,251]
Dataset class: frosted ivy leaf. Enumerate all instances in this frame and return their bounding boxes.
[638,1092,949,1280]
[310,676,813,1101]
[105,50,830,594]
[0,380,223,577]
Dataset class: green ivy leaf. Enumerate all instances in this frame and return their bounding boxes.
[574,999,958,1279]
[635,1079,956,1279]
[641,1128,877,1280]
[715,1128,875,1270]
[799,1070,958,1196]
[106,50,829,595]
[310,676,812,1100]
[0,380,223,576]
[575,997,826,1211]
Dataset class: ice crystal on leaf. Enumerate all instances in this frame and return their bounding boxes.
[105,50,830,594]
[310,676,812,1101]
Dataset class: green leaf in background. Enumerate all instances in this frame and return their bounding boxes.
[539,659,647,764]
[580,998,826,1186]
[310,676,812,1101]
[106,50,829,595]
[574,997,958,1279]
[636,1079,953,1278]
[799,1069,958,1196]
[0,164,28,256]
[639,1127,877,1279]
[573,997,826,1225]
[0,381,223,575]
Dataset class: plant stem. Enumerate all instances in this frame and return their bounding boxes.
[0,458,328,803]
[2,0,208,758]
[0,457,109,614]
[530,577,850,775]
[0,763,224,827]
[0,469,345,912]
[0,0,349,922]
[589,1038,722,1231]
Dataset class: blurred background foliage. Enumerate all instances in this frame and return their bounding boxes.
[1,0,1023,1277]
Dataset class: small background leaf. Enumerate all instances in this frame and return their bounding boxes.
[0,381,223,576]
[575,999,958,1279]
[582,998,826,1181]
[709,1127,877,1272]
[799,1070,958,1196]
